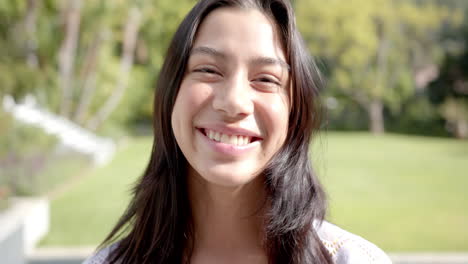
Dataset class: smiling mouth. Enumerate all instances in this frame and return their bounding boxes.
[198,128,262,146]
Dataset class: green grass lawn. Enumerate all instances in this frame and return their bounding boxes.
[40,132,468,252]
[39,138,151,246]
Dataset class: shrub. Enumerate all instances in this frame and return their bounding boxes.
[0,109,91,198]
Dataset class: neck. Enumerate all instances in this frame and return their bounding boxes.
[188,169,267,258]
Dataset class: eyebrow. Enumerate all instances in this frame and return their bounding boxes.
[190,46,290,71]
[251,56,290,72]
[191,46,227,59]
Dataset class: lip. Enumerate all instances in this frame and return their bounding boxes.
[196,128,261,157]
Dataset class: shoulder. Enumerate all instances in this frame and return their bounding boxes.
[315,221,392,264]
[82,243,120,264]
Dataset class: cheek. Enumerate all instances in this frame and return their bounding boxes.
[258,94,289,145]
[172,81,212,135]
[181,79,212,106]
[273,104,289,144]
[171,98,184,147]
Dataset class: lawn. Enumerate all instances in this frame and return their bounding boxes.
[40,132,468,252]
[39,138,151,246]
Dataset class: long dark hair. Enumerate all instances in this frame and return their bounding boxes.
[101,0,332,263]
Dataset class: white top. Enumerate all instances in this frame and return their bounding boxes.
[83,221,392,264]
[316,221,392,263]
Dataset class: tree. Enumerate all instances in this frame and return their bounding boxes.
[0,0,193,134]
[24,0,39,68]
[296,0,461,134]
[58,0,82,118]
[429,19,468,139]
[85,6,142,131]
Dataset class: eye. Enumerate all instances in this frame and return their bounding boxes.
[256,76,281,85]
[193,67,221,75]
[252,75,282,92]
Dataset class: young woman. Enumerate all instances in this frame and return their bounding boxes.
[85,0,392,263]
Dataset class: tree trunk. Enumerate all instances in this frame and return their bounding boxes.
[24,0,39,68]
[58,0,81,117]
[454,120,468,139]
[370,20,388,135]
[73,29,106,124]
[368,99,385,134]
[86,7,141,131]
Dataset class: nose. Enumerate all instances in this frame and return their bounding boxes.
[212,74,254,119]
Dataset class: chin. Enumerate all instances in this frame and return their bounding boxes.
[195,167,260,188]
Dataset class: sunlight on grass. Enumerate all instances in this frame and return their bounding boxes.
[41,133,468,252]
[40,137,151,246]
[313,132,468,251]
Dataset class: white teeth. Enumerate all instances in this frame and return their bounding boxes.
[220,133,229,144]
[229,135,238,145]
[204,129,253,146]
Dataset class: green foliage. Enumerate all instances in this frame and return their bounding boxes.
[386,95,448,136]
[0,109,90,196]
[0,110,54,195]
[76,0,194,128]
[1,0,468,137]
[0,0,61,109]
[440,98,468,123]
[296,0,462,132]
[428,14,468,138]
[0,0,195,133]
[0,161,10,210]
[128,0,194,123]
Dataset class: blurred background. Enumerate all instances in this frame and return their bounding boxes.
[0,0,467,264]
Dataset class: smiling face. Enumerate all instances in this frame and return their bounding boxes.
[171,7,290,187]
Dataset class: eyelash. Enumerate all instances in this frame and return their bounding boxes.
[194,67,221,75]
[255,76,281,86]
[193,67,281,87]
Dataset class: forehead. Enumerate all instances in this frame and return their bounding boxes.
[192,7,286,62]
